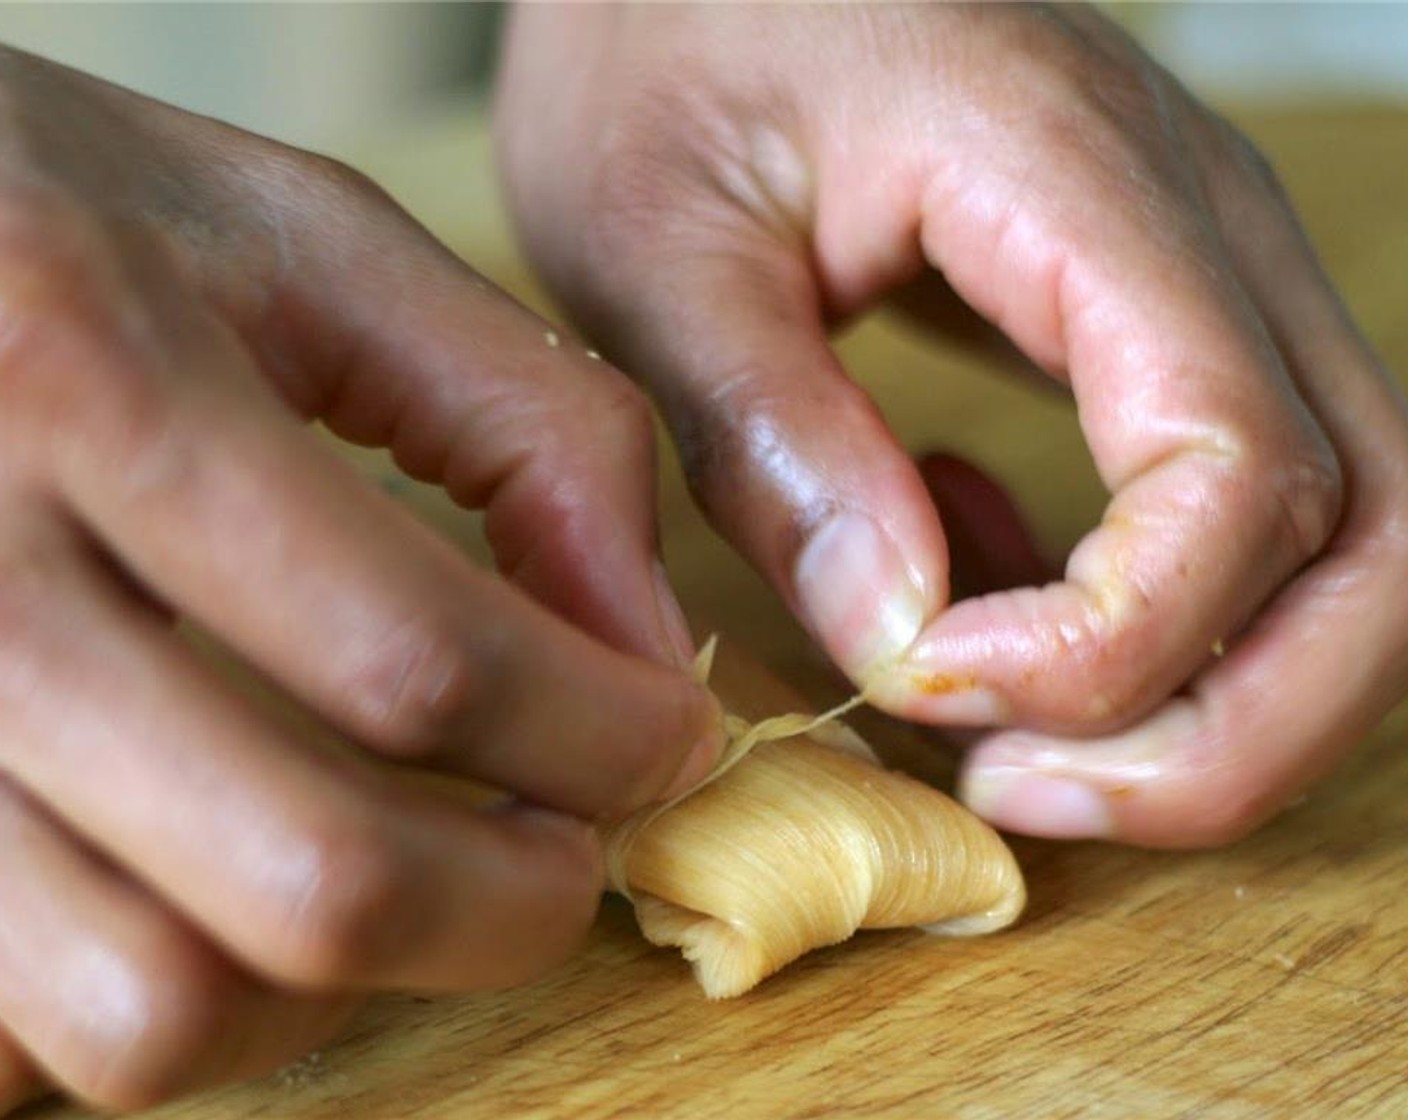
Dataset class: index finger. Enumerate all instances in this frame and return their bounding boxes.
[4,212,721,819]
[870,92,1341,733]
[957,111,1408,846]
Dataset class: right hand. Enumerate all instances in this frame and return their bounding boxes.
[0,47,721,1113]
[496,2,1408,849]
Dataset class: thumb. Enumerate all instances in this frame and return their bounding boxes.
[546,224,957,693]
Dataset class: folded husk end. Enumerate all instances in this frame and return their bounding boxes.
[605,730,1025,999]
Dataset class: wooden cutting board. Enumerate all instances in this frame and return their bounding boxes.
[24,104,1408,1120]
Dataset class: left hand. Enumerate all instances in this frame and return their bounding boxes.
[495,2,1408,847]
[0,45,723,1113]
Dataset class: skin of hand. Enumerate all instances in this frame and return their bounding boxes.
[496,4,1408,847]
[0,46,726,1114]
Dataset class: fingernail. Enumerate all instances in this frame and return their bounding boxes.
[794,512,928,679]
[661,693,727,801]
[498,802,603,875]
[501,801,596,845]
[651,559,697,668]
[961,768,1114,839]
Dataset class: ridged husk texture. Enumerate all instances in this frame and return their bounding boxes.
[602,639,1026,999]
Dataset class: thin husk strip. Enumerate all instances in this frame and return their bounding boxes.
[603,636,869,894]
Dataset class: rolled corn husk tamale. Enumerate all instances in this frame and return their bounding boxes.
[602,639,1026,999]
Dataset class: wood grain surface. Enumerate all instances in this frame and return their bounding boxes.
[23,105,1408,1119]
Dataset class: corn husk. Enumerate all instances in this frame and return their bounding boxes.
[602,639,1026,999]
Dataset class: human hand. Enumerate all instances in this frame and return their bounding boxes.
[496,4,1408,846]
[0,46,722,1113]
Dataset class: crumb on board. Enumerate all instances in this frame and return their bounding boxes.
[1273,952,1298,971]
[277,1051,324,1089]
[1234,886,1247,900]
[545,329,560,348]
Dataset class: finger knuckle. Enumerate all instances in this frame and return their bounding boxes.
[258,146,396,218]
[1017,583,1163,730]
[62,938,228,1111]
[1083,674,1155,731]
[531,375,656,467]
[1265,445,1344,562]
[579,380,659,478]
[1058,624,1155,730]
[438,366,655,515]
[309,152,394,211]
[254,810,410,987]
[237,143,404,257]
[478,384,657,584]
[596,376,656,442]
[344,614,485,758]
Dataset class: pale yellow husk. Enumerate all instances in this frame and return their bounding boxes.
[602,639,1026,999]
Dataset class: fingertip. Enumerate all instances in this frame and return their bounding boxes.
[793,511,935,684]
[564,641,729,817]
[495,802,605,888]
[657,684,727,802]
[956,697,1286,849]
[649,558,698,669]
[960,764,1115,841]
[479,802,606,985]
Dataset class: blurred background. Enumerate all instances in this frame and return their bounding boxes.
[0,2,508,153]
[0,2,1401,266]
[0,3,1404,152]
